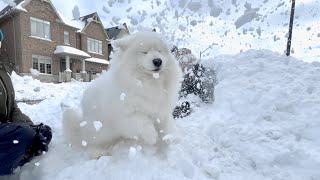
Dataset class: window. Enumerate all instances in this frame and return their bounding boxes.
[30,17,51,40]
[87,38,102,54]
[64,31,70,45]
[32,55,52,74]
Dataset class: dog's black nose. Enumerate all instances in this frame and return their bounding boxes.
[153,58,162,67]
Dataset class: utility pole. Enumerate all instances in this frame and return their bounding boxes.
[286,0,296,56]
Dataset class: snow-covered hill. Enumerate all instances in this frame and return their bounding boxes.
[5,49,320,180]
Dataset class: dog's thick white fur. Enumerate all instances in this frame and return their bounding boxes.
[63,31,182,158]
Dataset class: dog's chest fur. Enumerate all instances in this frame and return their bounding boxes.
[121,74,170,114]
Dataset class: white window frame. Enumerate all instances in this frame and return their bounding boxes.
[87,38,103,55]
[64,31,70,45]
[30,17,51,40]
[32,54,52,74]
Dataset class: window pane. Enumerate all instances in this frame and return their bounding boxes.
[32,58,38,70]
[44,24,50,39]
[36,21,43,37]
[91,40,94,52]
[87,38,91,51]
[46,64,51,74]
[39,63,45,73]
[99,42,102,54]
[31,20,37,36]
[94,41,99,53]
[64,31,69,44]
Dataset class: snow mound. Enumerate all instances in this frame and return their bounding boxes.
[10,50,320,180]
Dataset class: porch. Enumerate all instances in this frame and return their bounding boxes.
[54,45,109,82]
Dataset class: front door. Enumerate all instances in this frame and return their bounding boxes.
[60,58,73,72]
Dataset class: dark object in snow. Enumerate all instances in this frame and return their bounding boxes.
[173,63,216,119]
[180,63,215,103]
[173,101,191,119]
[286,0,296,56]
[22,123,52,163]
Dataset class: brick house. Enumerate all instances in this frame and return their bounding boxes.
[0,0,110,82]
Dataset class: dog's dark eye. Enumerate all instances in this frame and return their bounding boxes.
[141,52,148,54]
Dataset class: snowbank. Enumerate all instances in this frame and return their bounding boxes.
[8,50,320,180]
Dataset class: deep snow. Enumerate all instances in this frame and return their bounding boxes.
[2,49,318,180]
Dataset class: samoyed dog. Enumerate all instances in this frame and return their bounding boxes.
[63,31,182,158]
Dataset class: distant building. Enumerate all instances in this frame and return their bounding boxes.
[0,0,111,82]
[105,23,130,60]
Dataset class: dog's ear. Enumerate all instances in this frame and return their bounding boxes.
[111,35,133,51]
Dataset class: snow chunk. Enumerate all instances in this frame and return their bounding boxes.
[162,134,173,141]
[93,121,103,132]
[234,2,260,29]
[80,121,87,127]
[30,68,40,76]
[72,5,80,20]
[81,140,87,147]
[153,73,159,79]
[120,93,126,101]
[135,79,143,87]
[128,147,137,159]
[35,162,40,167]
[13,140,19,144]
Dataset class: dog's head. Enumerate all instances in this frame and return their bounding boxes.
[112,32,174,74]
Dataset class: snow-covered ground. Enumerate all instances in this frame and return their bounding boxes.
[5,49,319,180]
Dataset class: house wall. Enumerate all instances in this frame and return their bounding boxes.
[81,20,109,61]
[19,0,60,75]
[14,0,79,82]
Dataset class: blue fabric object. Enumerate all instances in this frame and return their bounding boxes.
[0,123,36,175]
[0,30,3,42]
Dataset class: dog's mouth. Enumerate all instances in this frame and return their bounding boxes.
[152,68,161,72]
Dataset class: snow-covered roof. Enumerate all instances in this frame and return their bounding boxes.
[54,45,90,58]
[85,57,109,65]
[57,11,85,30]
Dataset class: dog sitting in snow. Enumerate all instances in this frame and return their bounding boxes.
[63,31,182,158]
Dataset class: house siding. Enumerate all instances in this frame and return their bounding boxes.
[82,21,109,61]
[20,0,63,75]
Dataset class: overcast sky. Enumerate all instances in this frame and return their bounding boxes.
[1,0,319,59]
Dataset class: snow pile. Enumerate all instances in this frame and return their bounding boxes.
[11,72,87,102]
[7,50,320,180]
[202,49,320,179]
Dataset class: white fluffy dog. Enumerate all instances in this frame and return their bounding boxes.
[63,31,182,158]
